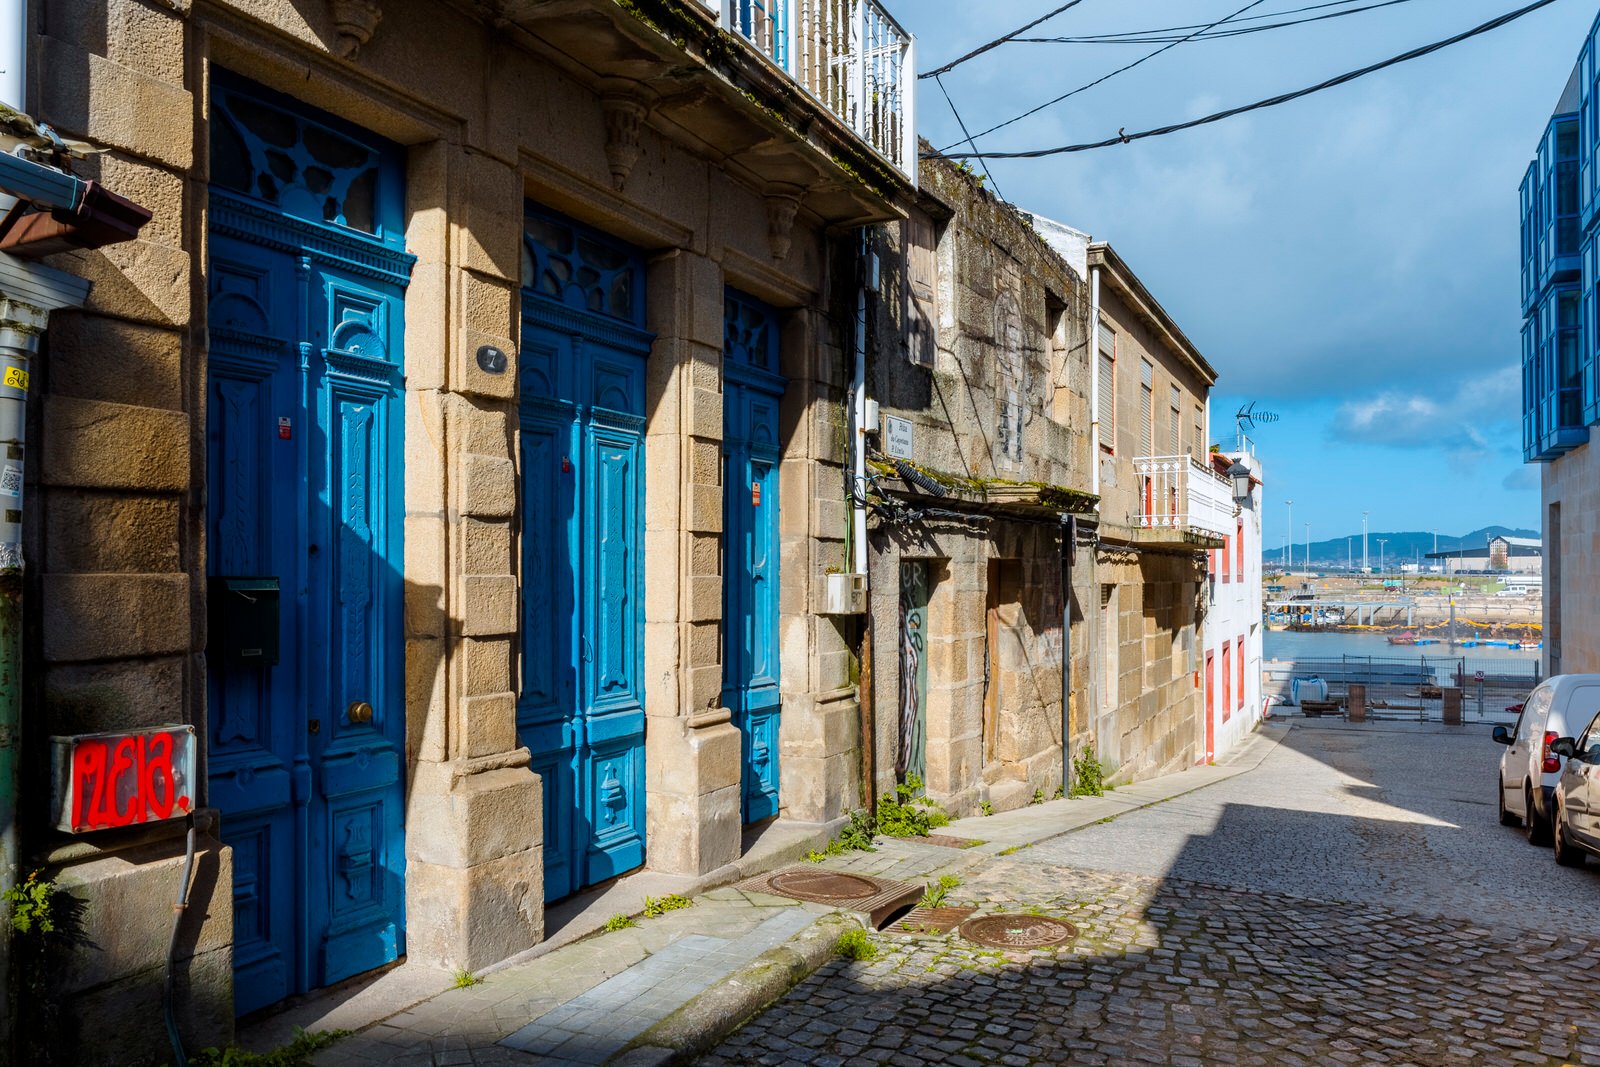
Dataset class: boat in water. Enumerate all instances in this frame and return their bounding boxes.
[1388,631,1417,646]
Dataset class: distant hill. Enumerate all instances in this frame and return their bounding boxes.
[1270,526,1539,568]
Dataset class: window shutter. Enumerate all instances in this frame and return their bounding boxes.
[906,216,937,368]
[1097,325,1116,449]
[1139,361,1153,457]
[1169,385,1181,455]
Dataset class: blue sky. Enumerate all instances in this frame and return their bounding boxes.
[902,0,1594,547]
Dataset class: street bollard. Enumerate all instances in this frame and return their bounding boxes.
[1443,688,1463,726]
[1348,683,1366,723]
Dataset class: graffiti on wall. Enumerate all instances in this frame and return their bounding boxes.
[897,562,929,782]
[51,726,196,833]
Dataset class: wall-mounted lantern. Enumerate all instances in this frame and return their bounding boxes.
[1226,460,1252,504]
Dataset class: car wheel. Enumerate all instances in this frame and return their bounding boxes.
[1554,802,1586,868]
[1499,776,1521,827]
[1525,784,1553,846]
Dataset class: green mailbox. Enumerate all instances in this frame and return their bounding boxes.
[209,576,280,667]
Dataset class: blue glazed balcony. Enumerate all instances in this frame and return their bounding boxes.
[1524,284,1587,462]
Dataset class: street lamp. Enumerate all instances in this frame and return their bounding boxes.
[1304,522,1311,569]
[1285,499,1294,570]
[1226,460,1252,503]
[1362,510,1370,574]
[1377,538,1388,575]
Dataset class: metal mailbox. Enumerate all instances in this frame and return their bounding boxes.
[209,575,280,666]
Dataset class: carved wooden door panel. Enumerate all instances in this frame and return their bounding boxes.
[518,207,649,899]
[721,291,785,824]
[206,74,410,1014]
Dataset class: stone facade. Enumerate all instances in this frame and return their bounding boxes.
[16,0,912,1059]
[1542,429,1600,676]
[863,156,1095,815]
[1087,244,1219,784]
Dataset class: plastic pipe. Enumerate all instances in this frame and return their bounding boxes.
[164,818,197,1067]
[851,233,869,576]
[0,0,23,114]
[1088,266,1101,495]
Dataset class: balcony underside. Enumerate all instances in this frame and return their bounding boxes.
[1131,526,1226,550]
[504,0,911,227]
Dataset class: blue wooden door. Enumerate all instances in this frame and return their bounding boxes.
[518,209,649,900]
[721,291,786,824]
[206,76,410,1015]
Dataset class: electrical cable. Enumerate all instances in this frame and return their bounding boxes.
[934,74,1006,201]
[936,0,1563,160]
[920,0,1092,80]
[163,816,198,1067]
[942,0,1273,152]
[1018,0,1420,45]
[1019,0,1408,43]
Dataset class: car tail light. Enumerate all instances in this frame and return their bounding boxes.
[1543,731,1562,774]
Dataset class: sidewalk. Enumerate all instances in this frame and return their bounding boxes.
[246,724,1287,1066]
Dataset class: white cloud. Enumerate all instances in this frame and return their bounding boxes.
[1331,365,1518,457]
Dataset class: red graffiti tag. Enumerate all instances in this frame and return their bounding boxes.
[68,730,192,832]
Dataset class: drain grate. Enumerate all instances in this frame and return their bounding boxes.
[737,866,922,929]
[888,906,976,935]
[960,913,1078,950]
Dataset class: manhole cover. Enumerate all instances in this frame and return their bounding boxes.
[767,869,881,900]
[736,867,923,928]
[960,913,1078,950]
[889,906,976,935]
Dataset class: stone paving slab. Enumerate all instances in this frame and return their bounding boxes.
[942,724,1288,848]
[500,911,815,1063]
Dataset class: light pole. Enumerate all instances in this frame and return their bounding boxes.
[1377,538,1388,576]
[1304,522,1311,569]
[1285,499,1294,570]
[1362,510,1370,574]
[1347,537,1352,571]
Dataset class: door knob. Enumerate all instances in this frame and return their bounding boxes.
[347,700,374,724]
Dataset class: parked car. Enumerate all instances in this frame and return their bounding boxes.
[1492,675,1600,844]
[1549,719,1600,867]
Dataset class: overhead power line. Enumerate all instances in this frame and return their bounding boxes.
[942,0,1273,152]
[934,0,1562,160]
[1017,0,1421,46]
[919,0,1092,80]
[934,74,1007,202]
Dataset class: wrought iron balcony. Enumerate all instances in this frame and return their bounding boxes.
[1133,455,1234,542]
[706,0,916,182]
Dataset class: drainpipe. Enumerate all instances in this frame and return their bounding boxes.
[850,230,874,807]
[0,0,22,115]
[0,253,89,1055]
[1088,266,1101,496]
[850,231,872,577]
[1060,515,1075,795]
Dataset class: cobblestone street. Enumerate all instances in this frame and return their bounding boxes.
[701,722,1600,1066]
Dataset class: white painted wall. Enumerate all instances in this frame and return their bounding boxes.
[1204,448,1265,760]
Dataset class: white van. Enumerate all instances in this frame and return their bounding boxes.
[1494,675,1600,844]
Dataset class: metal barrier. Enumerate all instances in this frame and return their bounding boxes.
[1264,654,1542,722]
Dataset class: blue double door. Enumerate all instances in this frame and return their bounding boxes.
[722,291,787,824]
[205,78,410,1015]
[517,215,650,900]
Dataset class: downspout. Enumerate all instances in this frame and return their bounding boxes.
[850,230,874,809]
[0,0,25,219]
[1088,266,1101,495]
[1060,515,1075,795]
[0,255,89,1058]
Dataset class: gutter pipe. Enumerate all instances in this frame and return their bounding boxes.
[0,0,22,118]
[851,231,871,576]
[1060,515,1075,796]
[1088,266,1101,495]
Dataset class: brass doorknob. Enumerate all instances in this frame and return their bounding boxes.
[347,700,374,724]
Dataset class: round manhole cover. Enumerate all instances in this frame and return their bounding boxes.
[767,869,882,901]
[960,913,1078,950]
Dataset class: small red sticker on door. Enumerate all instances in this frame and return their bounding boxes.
[277,417,292,440]
[562,456,573,474]
[751,481,761,506]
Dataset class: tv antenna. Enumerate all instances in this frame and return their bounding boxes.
[1235,401,1279,444]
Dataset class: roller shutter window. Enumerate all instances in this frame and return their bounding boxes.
[1139,359,1154,457]
[1098,324,1116,452]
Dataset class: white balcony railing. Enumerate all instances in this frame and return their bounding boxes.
[708,0,916,183]
[1133,455,1234,540]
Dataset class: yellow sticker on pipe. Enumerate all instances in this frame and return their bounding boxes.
[4,367,28,391]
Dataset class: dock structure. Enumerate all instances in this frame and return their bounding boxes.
[1265,597,1418,627]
